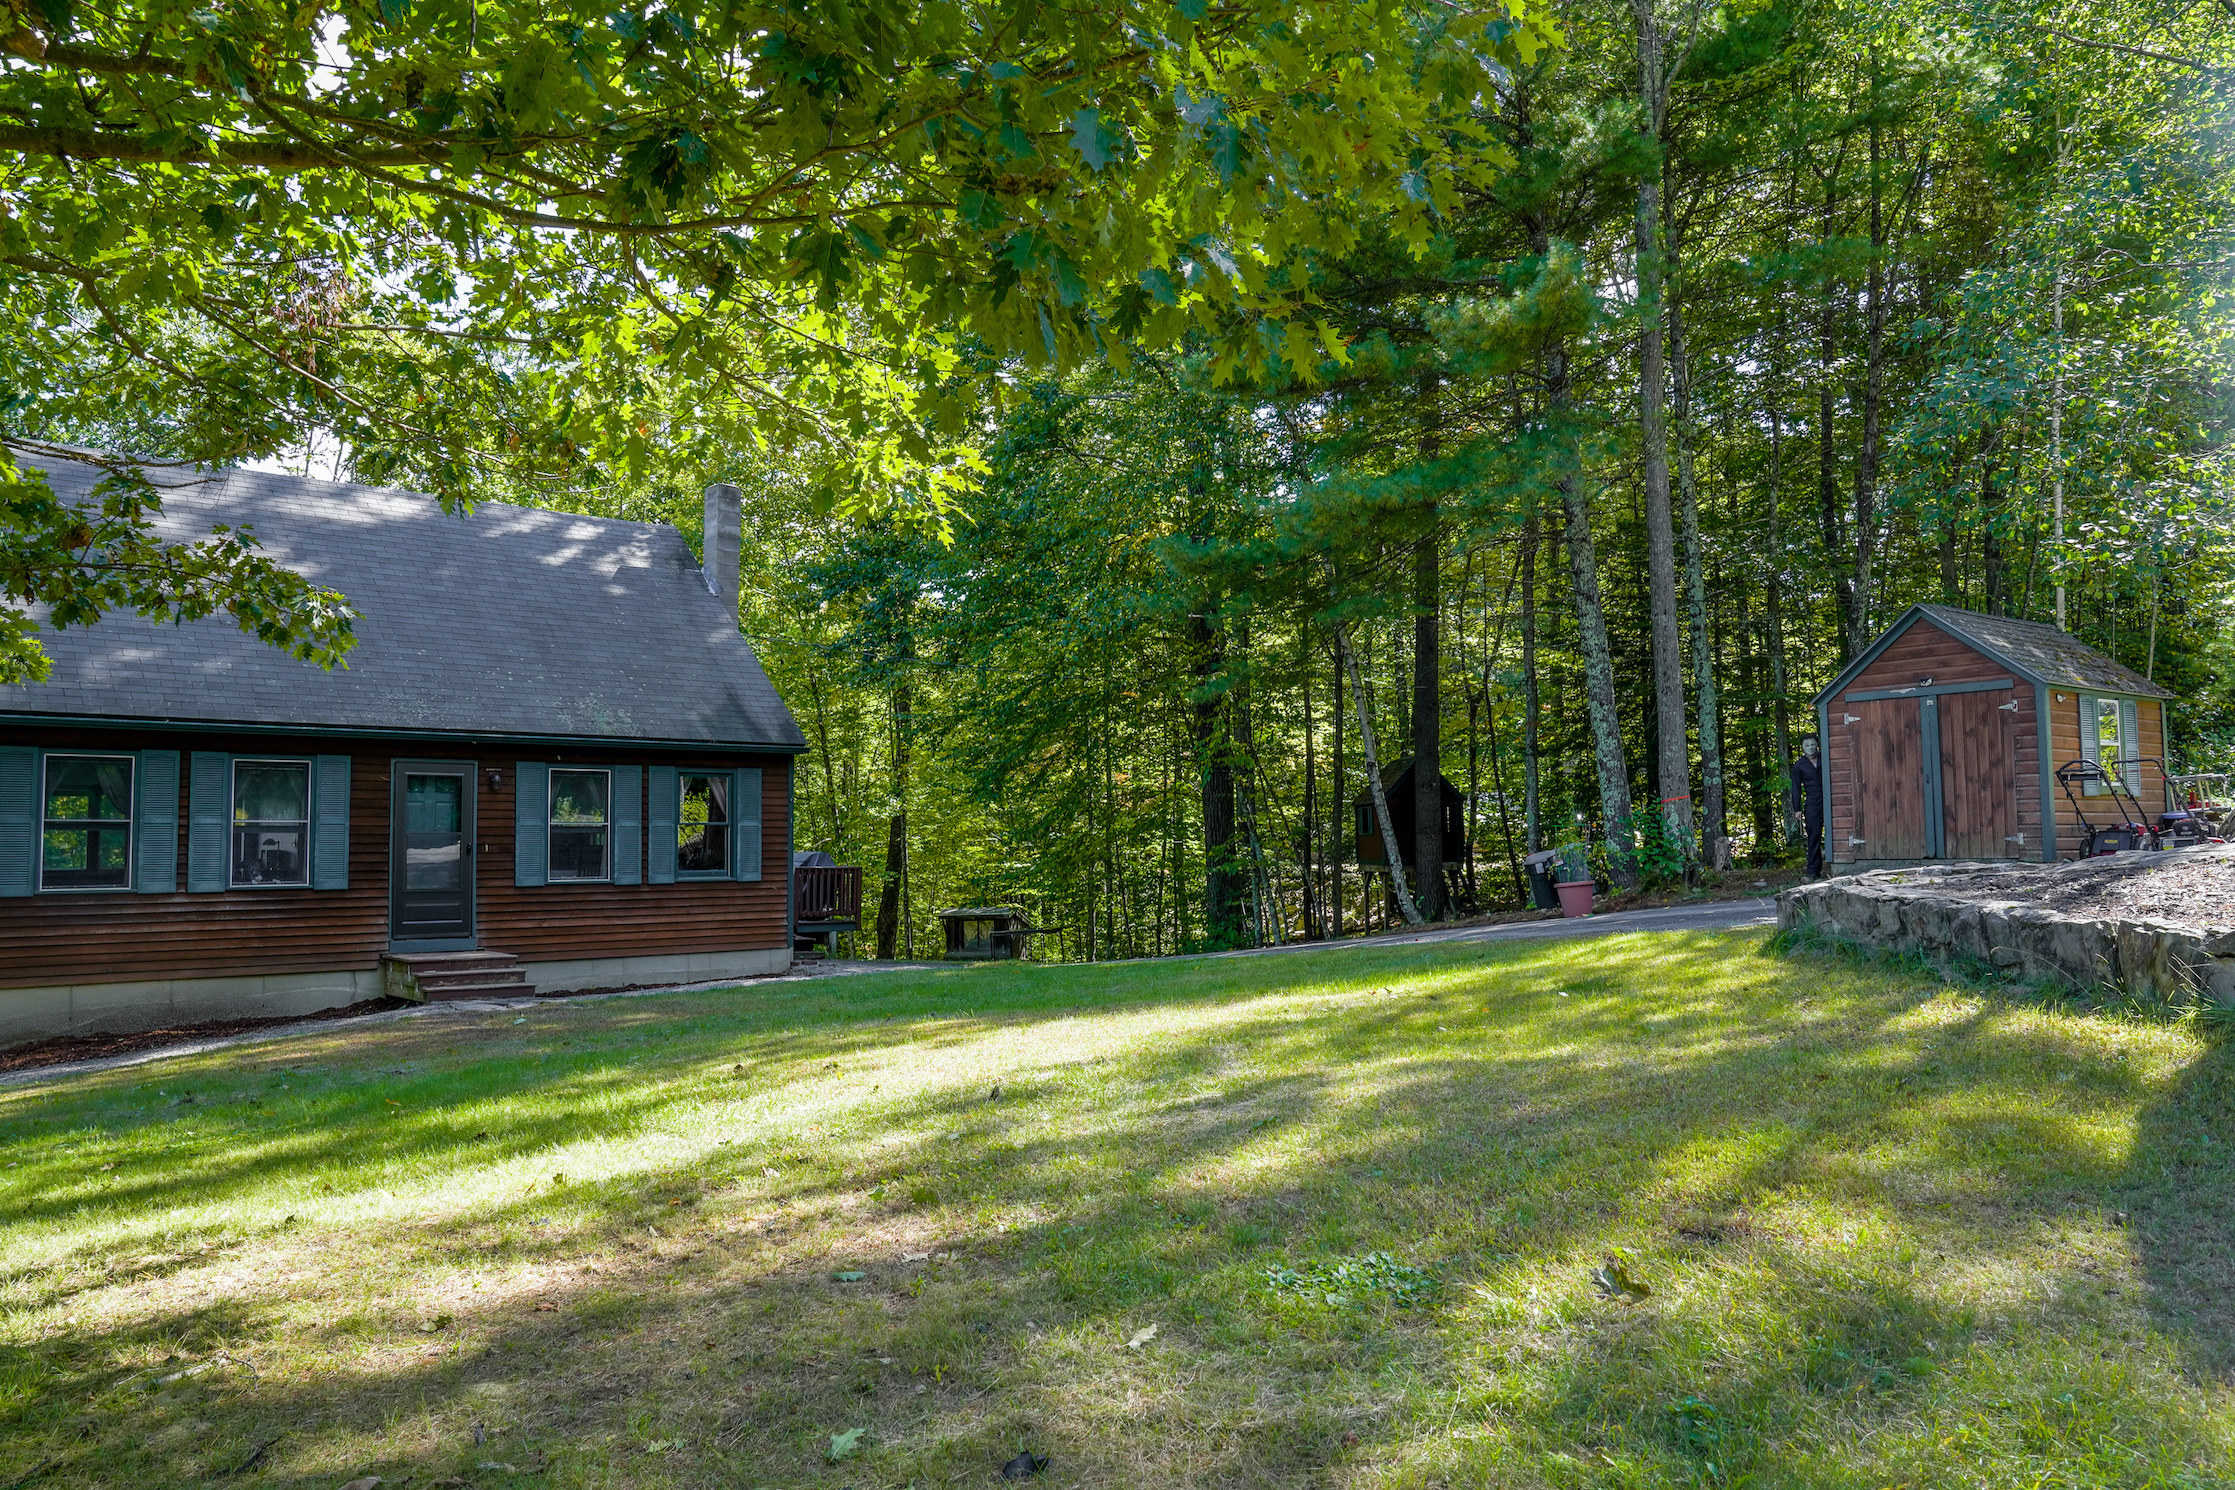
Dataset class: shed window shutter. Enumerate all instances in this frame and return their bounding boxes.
[312,755,350,889]
[732,767,763,882]
[188,752,231,891]
[2077,696,2101,795]
[2120,699,2142,793]
[514,761,549,886]
[611,764,643,886]
[0,746,35,898]
[136,750,180,893]
[648,765,678,883]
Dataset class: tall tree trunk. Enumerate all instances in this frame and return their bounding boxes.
[1767,387,1794,847]
[1522,79,1634,881]
[1413,377,1445,919]
[873,677,912,960]
[1234,618,1258,947]
[1817,175,1852,656]
[1301,624,1318,939]
[1330,640,1345,938]
[1547,346,1638,885]
[1192,612,1242,948]
[1980,421,2007,615]
[1668,230,1725,869]
[1522,512,1543,855]
[1633,0,1689,856]
[1339,621,1423,927]
[1850,78,1887,655]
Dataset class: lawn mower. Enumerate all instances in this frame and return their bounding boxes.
[2056,756,2157,855]
[2161,768,2233,846]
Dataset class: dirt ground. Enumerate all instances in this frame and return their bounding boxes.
[0,997,416,1075]
[1909,848,2235,930]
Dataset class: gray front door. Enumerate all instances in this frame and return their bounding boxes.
[390,761,475,945]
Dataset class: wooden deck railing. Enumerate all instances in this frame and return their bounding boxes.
[795,865,864,925]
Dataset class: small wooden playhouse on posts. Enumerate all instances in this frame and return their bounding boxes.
[1814,604,2172,868]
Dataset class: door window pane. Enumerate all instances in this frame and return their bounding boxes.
[549,769,610,881]
[41,755,133,890]
[678,774,729,874]
[232,760,310,886]
[405,773,464,891]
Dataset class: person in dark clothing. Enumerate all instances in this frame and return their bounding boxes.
[1788,734,1825,878]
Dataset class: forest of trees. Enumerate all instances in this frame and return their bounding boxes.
[5,0,2229,957]
[697,2,2235,958]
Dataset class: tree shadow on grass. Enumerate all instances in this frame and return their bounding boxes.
[2120,1033,2235,1382]
[0,936,2227,1487]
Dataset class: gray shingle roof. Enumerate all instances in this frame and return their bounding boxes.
[1,453,806,750]
[1916,604,2172,699]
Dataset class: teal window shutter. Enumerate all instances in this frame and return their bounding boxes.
[732,767,763,881]
[515,762,549,886]
[611,764,642,886]
[648,765,677,883]
[187,751,231,891]
[312,755,351,889]
[136,750,180,893]
[2120,699,2142,794]
[2077,695,2101,796]
[0,746,34,898]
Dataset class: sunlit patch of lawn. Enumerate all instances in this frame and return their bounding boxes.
[0,931,2229,1488]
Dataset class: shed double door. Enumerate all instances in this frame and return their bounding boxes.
[1845,692,2016,861]
[1848,699,1929,859]
[1937,691,2016,859]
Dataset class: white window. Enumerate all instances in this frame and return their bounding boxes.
[549,769,611,881]
[2081,695,2145,796]
[232,759,311,886]
[41,754,134,891]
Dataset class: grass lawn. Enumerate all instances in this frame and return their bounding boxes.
[1,930,2231,1489]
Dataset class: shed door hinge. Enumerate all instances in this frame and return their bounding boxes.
[2006,833,2026,844]
[2000,700,2019,711]
[1848,836,1867,846]
[1841,713,1861,725]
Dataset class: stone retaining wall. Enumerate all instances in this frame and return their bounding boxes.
[1776,867,2235,1009]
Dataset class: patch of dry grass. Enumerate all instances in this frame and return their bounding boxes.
[0,931,2230,1489]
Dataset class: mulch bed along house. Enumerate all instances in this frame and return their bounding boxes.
[1,454,807,1046]
[1814,604,2174,870]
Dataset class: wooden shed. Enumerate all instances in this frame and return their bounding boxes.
[1813,605,2173,867]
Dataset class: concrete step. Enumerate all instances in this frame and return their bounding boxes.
[383,949,534,1002]
[420,978,539,1002]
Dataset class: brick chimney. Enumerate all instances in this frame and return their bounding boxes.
[702,483,741,618]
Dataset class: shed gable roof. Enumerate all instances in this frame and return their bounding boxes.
[1,453,806,750]
[1814,604,2173,707]
[1915,605,2171,698]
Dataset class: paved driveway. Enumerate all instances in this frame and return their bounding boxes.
[1191,898,1780,961]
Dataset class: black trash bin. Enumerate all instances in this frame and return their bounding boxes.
[1522,849,1561,910]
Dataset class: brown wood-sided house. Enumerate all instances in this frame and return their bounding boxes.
[1813,604,2173,869]
[0,454,808,1045]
